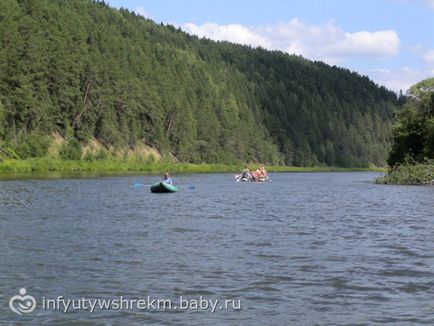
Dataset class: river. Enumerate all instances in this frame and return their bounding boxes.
[1,172,433,325]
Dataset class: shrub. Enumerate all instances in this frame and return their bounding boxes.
[59,138,82,160]
[375,159,434,185]
[15,133,51,159]
[83,152,95,162]
[94,148,108,160]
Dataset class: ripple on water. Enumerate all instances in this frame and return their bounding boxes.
[1,172,434,325]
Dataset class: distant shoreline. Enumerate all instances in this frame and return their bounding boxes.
[0,158,385,180]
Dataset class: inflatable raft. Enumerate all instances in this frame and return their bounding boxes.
[150,182,178,193]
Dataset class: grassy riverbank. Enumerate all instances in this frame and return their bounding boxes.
[375,163,434,185]
[0,157,385,175]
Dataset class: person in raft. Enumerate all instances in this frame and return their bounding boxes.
[251,168,260,181]
[241,166,251,181]
[259,166,268,179]
[162,172,173,185]
[252,166,268,181]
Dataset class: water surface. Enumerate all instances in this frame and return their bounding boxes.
[1,173,433,325]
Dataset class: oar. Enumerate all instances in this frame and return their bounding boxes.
[134,182,152,188]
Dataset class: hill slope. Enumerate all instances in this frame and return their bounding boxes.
[0,0,398,166]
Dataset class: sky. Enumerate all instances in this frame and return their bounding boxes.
[106,0,434,92]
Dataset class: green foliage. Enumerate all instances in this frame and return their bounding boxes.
[0,0,399,167]
[408,78,434,100]
[375,159,434,185]
[95,148,108,160]
[83,149,108,161]
[59,138,83,160]
[14,133,51,159]
[83,152,94,162]
[388,79,434,166]
[0,157,385,174]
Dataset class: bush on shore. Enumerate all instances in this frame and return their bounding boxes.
[375,160,434,185]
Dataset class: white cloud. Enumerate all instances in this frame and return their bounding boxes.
[182,19,400,65]
[183,22,272,48]
[368,67,433,92]
[423,50,434,64]
[391,0,434,9]
[423,0,434,9]
[134,6,150,18]
[333,31,400,57]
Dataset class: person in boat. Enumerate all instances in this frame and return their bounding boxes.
[251,166,268,181]
[251,169,260,181]
[241,166,251,181]
[162,172,173,185]
[259,166,268,180]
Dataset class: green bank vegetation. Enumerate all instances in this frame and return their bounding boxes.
[0,132,385,176]
[0,157,237,174]
[375,160,434,185]
[0,0,398,171]
[0,157,384,175]
[376,78,434,185]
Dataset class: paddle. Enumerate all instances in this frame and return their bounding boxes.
[134,182,151,188]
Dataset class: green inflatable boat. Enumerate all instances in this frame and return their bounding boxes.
[150,182,178,193]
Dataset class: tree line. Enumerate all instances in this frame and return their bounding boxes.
[0,0,399,166]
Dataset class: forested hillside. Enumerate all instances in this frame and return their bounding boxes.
[0,0,398,167]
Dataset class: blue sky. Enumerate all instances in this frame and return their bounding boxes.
[106,0,434,92]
